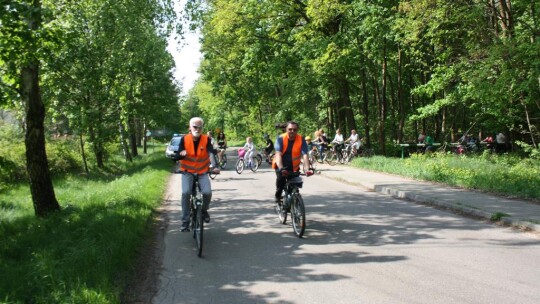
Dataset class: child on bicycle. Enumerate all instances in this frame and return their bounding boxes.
[243,137,257,168]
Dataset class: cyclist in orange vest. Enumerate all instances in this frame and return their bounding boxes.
[178,117,220,232]
[273,121,314,202]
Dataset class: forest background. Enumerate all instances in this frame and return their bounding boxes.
[2,0,540,215]
[1,1,540,302]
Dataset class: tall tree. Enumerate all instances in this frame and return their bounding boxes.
[1,0,60,216]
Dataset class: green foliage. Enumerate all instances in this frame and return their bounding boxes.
[46,138,84,175]
[185,0,539,154]
[0,152,171,303]
[352,153,540,200]
[0,123,27,190]
[514,141,540,160]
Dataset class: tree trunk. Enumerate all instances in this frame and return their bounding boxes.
[361,68,371,148]
[89,125,105,168]
[338,78,357,133]
[21,0,60,217]
[397,47,405,144]
[379,44,388,155]
[128,116,138,157]
[143,121,148,154]
[498,0,513,38]
[119,119,133,162]
[79,134,89,174]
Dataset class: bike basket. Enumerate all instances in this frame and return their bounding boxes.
[287,176,303,188]
[238,148,245,157]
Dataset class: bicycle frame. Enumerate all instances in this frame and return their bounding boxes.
[185,172,204,257]
[275,172,306,237]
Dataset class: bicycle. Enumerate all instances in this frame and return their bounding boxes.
[182,171,210,257]
[275,171,307,238]
[235,148,259,174]
[255,148,275,167]
[341,143,357,163]
[216,148,228,169]
[331,142,346,164]
[301,150,318,173]
[311,143,337,166]
[209,151,227,180]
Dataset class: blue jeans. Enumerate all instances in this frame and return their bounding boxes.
[181,173,212,224]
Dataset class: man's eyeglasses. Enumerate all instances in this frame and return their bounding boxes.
[192,125,202,130]
[288,128,298,131]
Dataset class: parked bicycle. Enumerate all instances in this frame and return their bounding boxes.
[235,148,259,174]
[182,171,216,257]
[275,171,307,238]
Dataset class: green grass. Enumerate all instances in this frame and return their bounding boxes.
[0,152,171,304]
[350,152,540,200]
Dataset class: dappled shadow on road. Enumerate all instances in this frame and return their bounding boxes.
[155,162,540,303]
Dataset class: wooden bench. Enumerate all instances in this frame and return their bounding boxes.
[399,143,441,158]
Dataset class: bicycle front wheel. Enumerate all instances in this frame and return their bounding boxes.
[275,201,287,224]
[193,205,204,257]
[325,151,337,166]
[291,194,306,237]
[236,158,244,174]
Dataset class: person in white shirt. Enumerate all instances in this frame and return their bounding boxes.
[243,137,257,167]
[331,129,345,161]
[345,129,361,153]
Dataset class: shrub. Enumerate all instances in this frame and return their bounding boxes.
[46,138,83,175]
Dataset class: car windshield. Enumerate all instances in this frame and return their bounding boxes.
[170,137,181,146]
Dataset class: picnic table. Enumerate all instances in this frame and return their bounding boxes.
[399,143,441,158]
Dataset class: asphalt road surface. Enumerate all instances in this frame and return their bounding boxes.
[153,157,540,304]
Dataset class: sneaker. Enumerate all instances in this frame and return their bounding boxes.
[202,210,210,223]
[180,222,190,232]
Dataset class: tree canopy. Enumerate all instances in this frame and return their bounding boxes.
[185,0,539,153]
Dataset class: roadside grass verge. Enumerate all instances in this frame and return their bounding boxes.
[0,152,171,303]
[350,152,540,201]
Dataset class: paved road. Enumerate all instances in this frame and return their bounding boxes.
[151,153,540,304]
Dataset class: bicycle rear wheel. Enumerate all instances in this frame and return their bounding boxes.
[291,194,306,237]
[256,154,262,167]
[235,158,244,174]
[220,154,228,169]
[193,205,204,257]
[250,158,259,172]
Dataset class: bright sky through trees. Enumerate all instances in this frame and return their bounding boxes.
[167,0,201,93]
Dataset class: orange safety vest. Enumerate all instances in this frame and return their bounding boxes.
[180,134,210,174]
[272,133,303,171]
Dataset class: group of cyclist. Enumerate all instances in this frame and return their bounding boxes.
[304,128,363,162]
[176,117,363,232]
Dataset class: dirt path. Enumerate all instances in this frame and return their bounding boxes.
[121,171,177,303]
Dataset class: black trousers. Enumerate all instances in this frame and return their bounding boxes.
[275,171,286,199]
